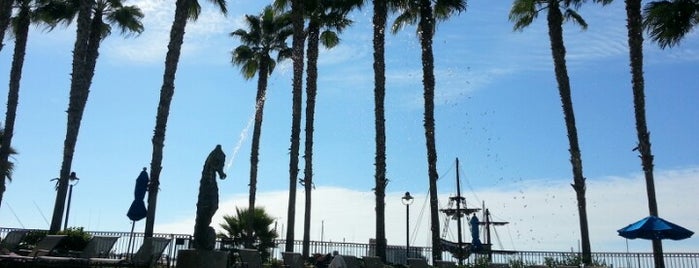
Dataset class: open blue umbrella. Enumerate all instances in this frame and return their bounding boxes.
[618,216,694,240]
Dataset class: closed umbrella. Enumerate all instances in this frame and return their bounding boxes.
[470,215,482,252]
[126,168,149,256]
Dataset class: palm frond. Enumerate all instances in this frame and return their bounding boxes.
[643,0,699,49]
[391,8,418,34]
[183,0,202,21]
[0,127,18,182]
[434,0,467,21]
[33,0,79,30]
[106,5,144,37]
[207,0,227,16]
[564,8,587,29]
[509,0,542,31]
[319,30,339,48]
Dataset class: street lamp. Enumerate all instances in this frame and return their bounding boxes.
[63,172,79,230]
[401,191,414,262]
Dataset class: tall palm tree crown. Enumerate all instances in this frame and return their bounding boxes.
[231,6,292,80]
[643,0,699,48]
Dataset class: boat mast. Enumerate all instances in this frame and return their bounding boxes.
[480,203,509,262]
[455,158,464,265]
[440,158,480,265]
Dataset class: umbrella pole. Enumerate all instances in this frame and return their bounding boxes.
[128,220,136,259]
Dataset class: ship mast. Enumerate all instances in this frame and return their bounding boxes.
[440,158,480,265]
[455,158,464,263]
[480,202,509,261]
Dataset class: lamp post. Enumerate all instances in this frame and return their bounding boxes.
[401,191,414,263]
[63,172,79,230]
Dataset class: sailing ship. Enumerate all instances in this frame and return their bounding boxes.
[439,158,509,264]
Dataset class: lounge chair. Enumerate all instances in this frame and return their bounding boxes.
[407,258,429,268]
[282,252,304,268]
[35,236,119,266]
[0,234,67,265]
[0,230,29,254]
[362,256,384,268]
[88,237,170,267]
[238,248,262,268]
[433,260,456,268]
[341,255,360,268]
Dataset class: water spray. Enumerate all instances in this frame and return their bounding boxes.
[225,95,267,172]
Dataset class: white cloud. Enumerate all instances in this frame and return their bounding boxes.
[103,1,243,65]
[155,167,699,253]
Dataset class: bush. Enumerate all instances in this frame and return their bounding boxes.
[543,255,607,267]
[18,230,48,250]
[56,227,92,253]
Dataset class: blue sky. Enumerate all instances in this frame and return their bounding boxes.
[0,0,697,253]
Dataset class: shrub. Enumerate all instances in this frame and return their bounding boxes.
[56,227,92,253]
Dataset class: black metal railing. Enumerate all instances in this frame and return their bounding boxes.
[2,227,698,267]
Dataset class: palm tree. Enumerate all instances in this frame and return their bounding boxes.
[625,0,664,267]
[144,0,227,238]
[0,0,32,210]
[643,0,699,48]
[272,0,304,253]
[0,0,64,209]
[47,0,144,233]
[509,0,610,264]
[0,126,18,207]
[370,0,401,262]
[391,0,466,261]
[299,0,361,257]
[218,207,279,260]
[230,5,292,248]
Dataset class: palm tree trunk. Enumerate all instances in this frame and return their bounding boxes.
[418,0,441,261]
[0,0,13,52]
[145,0,189,238]
[50,0,93,233]
[83,12,104,90]
[302,21,320,258]
[624,0,663,267]
[372,0,388,263]
[0,3,30,209]
[546,1,591,264]
[247,61,269,248]
[285,0,305,252]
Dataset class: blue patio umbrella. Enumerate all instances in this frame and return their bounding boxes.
[470,215,483,252]
[618,216,694,240]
